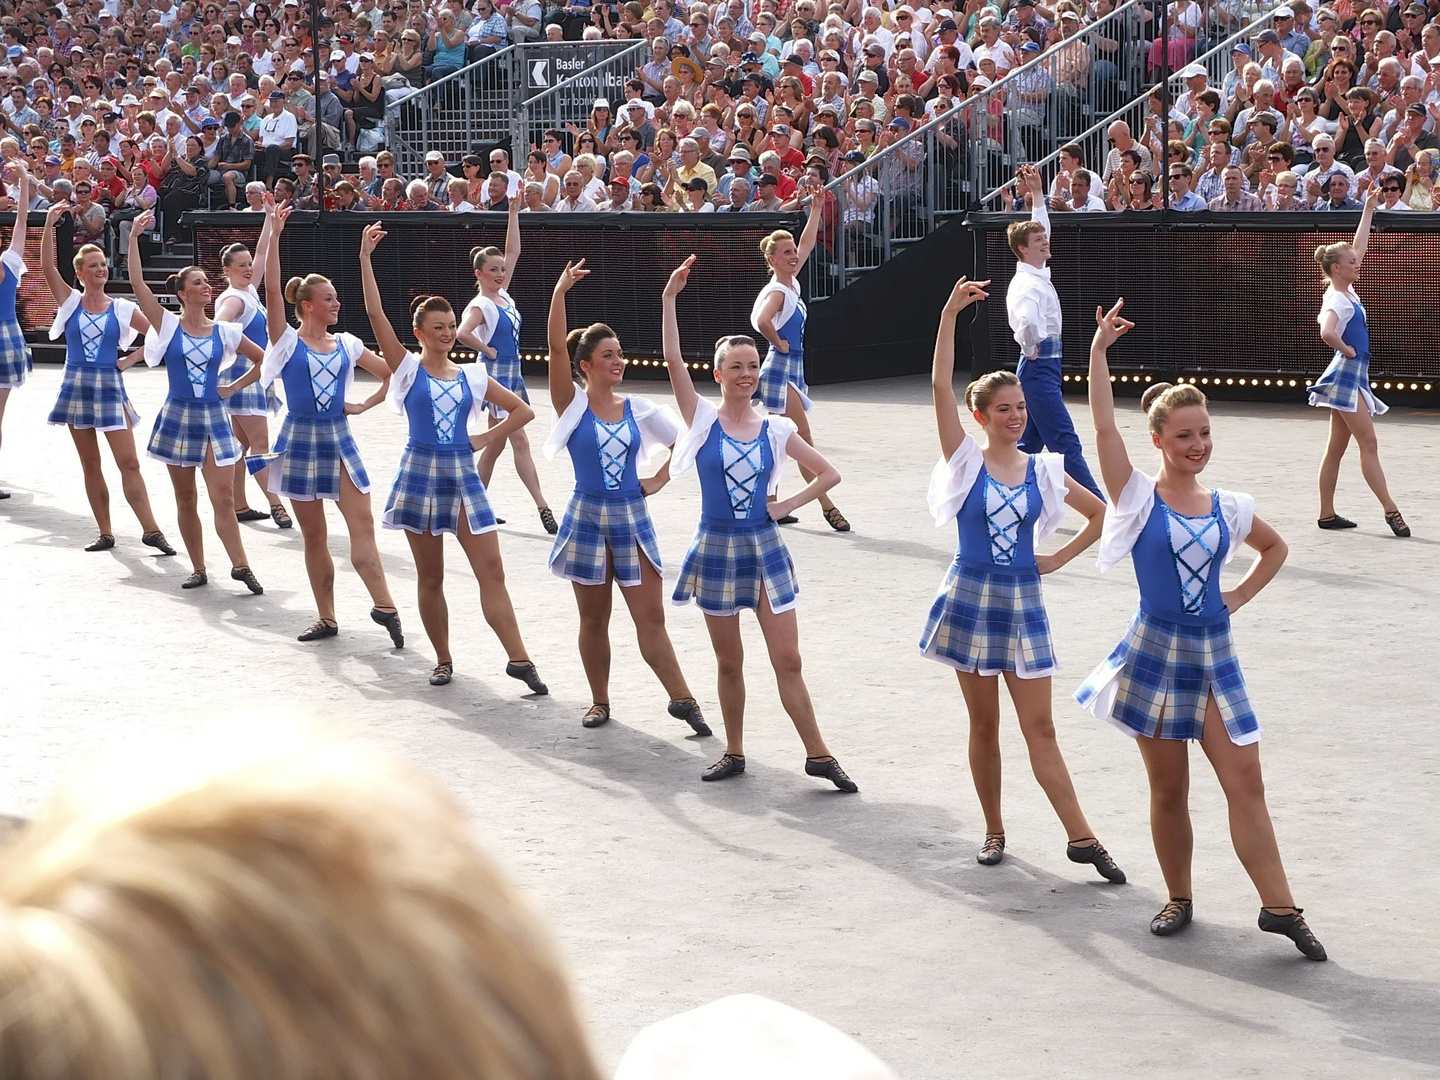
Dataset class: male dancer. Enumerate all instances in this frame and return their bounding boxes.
[1003,165,1104,500]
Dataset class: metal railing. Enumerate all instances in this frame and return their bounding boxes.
[982,9,1279,209]
[516,41,648,153]
[802,0,1151,300]
[384,41,639,174]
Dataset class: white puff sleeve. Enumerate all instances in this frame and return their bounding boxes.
[48,291,80,341]
[926,435,983,527]
[670,396,719,478]
[1095,468,1156,573]
[1032,451,1069,546]
[1216,488,1255,565]
[142,309,180,368]
[765,415,799,496]
[630,396,682,466]
[386,352,423,414]
[460,361,491,432]
[216,321,245,368]
[259,325,299,388]
[1,250,27,282]
[543,383,589,460]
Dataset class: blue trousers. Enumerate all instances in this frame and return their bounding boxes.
[1016,344,1104,500]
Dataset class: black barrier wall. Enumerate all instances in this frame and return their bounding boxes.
[189,212,800,367]
[968,212,1440,390]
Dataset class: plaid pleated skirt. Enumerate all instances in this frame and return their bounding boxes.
[0,318,31,387]
[383,443,497,536]
[754,348,810,414]
[147,399,244,467]
[221,357,280,417]
[672,516,799,616]
[1308,351,1387,416]
[485,355,530,418]
[1074,607,1259,745]
[550,487,662,587]
[47,365,140,432]
[919,558,1056,677]
[265,414,370,501]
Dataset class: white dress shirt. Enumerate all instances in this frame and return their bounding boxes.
[1005,202,1061,358]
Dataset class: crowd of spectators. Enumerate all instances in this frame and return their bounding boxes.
[1,0,1438,271]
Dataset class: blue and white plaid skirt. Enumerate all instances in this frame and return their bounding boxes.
[1074,607,1259,745]
[47,364,141,432]
[754,347,812,414]
[221,357,280,417]
[1308,351,1387,416]
[147,398,244,467]
[485,355,530,418]
[0,318,31,387]
[919,558,1056,677]
[672,516,798,616]
[550,487,662,587]
[383,443,497,536]
[264,413,370,501]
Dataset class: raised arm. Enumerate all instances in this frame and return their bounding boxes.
[499,195,522,289]
[126,210,168,327]
[547,259,589,414]
[1353,181,1378,263]
[263,199,291,344]
[1087,298,1138,502]
[357,221,406,370]
[661,255,700,426]
[932,275,991,462]
[794,192,823,265]
[8,166,29,259]
[38,201,72,306]
[252,204,276,285]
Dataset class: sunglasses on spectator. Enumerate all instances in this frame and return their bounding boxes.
[1168,172,1185,179]
[1268,154,1284,162]
[1383,183,1403,191]
[1129,176,1148,184]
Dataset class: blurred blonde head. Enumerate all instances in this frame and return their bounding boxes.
[0,729,601,1080]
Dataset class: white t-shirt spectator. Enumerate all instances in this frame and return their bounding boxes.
[259,108,299,147]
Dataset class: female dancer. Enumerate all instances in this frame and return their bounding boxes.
[260,201,404,645]
[924,277,1121,877]
[0,164,32,499]
[662,257,856,791]
[1078,299,1325,960]
[214,208,291,530]
[543,259,708,734]
[752,198,849,532]
[1310,186,1408,536]
[39,200,174,556]
[358,223,548,693]
[455,198,557,535]
[127,211,265,594]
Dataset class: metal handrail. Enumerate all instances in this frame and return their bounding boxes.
[981,8,1281,205]
[518,40,648,111]
[386,45,518,111]
[824,0,1149,194]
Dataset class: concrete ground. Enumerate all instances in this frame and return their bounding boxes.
[2,366,1438,1079]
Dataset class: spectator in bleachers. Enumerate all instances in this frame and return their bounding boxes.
[401,177,443,210]
[1209,163,1264,209]
[1265,169,1306,208]
[1387,102,1439,169]
[555,169,598,211]
[1166,162,1208,209]
[422,149,450,199]
[1355,137,1403,190]
[1050,166,1108,210]
[1315,168,1363,207]
[1195,140,1237,202]
[1401,147,1437,208]
[1304,134,1357,201]
[1101,120,1153,186]
[1376,170,1410,208]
